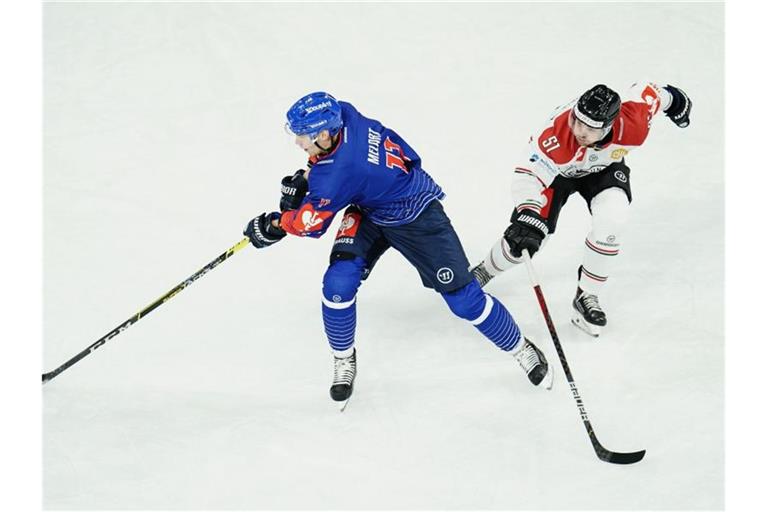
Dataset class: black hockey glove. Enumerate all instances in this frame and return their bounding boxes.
[243,212,286,249]
[663,85,692,128]
[279,170,309,212]
[503,209,549,258]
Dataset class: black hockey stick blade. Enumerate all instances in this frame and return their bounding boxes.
[599,447,646,465]
[522,252,647,466]
[592,435,645,464]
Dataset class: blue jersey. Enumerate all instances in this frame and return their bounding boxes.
[280,102,444,238]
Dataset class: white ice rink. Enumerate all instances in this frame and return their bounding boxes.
[43,2,723,510]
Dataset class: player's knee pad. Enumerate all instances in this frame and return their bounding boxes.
[322,257,366,303]
[441,280,488,321]
[590,187,630,236]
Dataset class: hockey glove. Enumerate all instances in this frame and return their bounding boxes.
[279,170,309,212]
[243,212,286,249]
[504,209,549,258]
[663,85,692,128]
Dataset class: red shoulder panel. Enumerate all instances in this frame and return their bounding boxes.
[613,102,652,147]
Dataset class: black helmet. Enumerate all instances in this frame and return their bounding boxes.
[573,84,621,129]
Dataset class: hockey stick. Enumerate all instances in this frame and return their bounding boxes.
[42,237,251,385]
[522,250,645,465]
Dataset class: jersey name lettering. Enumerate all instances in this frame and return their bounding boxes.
[367,128,382,165]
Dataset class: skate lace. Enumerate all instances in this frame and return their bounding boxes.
[333,356,356,386]
[515,342,541,372]
[581,293,602,311]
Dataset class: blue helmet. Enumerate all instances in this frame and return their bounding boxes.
[285,91,343,138]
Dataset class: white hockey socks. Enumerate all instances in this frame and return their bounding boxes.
[482,237,523,278]
[579,188,630,295]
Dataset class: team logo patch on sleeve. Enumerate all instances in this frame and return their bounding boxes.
[281,203,334,236]
[302,210,325,230]
[290,203,334,234]
[641,84,662,115]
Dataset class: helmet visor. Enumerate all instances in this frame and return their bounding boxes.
[284,121,305,137]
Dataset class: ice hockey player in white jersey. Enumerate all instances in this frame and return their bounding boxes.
[470,82,692,337]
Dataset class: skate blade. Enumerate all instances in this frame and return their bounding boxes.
[571,314,601,337]
[542,366,554,390]
[333,393,352,412]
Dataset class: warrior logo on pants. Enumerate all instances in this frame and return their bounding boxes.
[437,267,454,284]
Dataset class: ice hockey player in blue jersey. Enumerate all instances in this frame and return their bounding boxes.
[243,92,553,408]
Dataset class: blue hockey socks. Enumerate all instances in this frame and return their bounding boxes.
[442,280,522,351]
[322,258,366,355]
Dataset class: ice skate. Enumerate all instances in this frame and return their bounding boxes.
[470,261,495,287]
[571,288,607,337]
[512,338,553,389]
[330,349,356,411]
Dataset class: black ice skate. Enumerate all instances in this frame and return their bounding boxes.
[330,349,357,411]
[512,338,553,389]
[470,261,495,287]
[572,288,607,337]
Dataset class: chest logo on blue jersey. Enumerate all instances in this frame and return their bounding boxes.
[437,267,454,284]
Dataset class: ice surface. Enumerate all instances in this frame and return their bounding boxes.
[43,2,723,509]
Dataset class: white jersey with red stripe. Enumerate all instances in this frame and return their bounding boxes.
[511,81,671,213]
